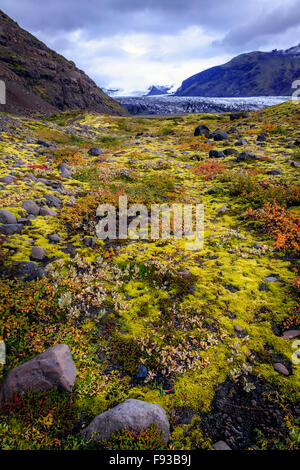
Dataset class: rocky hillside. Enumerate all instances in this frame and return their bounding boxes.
[0,10,126,116]
[176,46,300,97]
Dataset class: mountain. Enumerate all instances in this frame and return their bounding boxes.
[0,10,126,115]
[146,85,173,96]
[176,45,300,97]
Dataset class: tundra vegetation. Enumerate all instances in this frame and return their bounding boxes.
[0,101,299,450]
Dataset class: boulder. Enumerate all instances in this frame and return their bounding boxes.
[194,124,210,137]
[266,169,282,175]
[209,150,225,158]
[31,246,45,261]
[13,261,44,281]
[58,162,71,179]
[0,344,77,402]
[224,148,238,156]
[39,207,57,217]
[235,139,248,146]
[282,330,300,340]
[257,133,266,142]
[210,131,229,141]
[273,363,290,376]
[48,233,61,243]
[22,200,40,216]
[213,440,232,450]
[236,152,258,162]
[81,399,170,442]
[88,147,103,156]
[83,237,96,248]
[0,209,16,224]
[0,223,23,235]
[37,139,51,147]
[44,194,62,208]
[0,176,14,184]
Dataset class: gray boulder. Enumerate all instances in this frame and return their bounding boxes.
[0,224,23,235]
[0,176,14,184]
[31,246,45,261]
[213,440,232,450]
[22,200,40,216]
[235,139,248,146]
[0,209,17,224]
[58,162,71,179]
[0,344,77,402]
[81,399,170,442]
[44,194,62,208]
[39,207,57,217]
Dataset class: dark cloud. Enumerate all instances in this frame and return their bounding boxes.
[1,0,299,93]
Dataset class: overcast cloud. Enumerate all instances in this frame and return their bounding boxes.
[1,0,300,94]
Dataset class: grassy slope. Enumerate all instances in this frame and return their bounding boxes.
[0,102,299,450]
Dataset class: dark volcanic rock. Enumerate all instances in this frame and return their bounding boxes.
[194,124,210,137]
[209,150,225,158]
[88,147,104,156]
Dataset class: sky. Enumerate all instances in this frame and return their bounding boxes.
[1,0,300,95]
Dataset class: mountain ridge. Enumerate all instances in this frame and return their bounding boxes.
[0,10,126,116]
[176,45,300,97]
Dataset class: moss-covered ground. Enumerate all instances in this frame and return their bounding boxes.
[0,101,299,450]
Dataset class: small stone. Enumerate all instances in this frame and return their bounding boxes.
[88,147,103,156]
[235,138,248,146]
[234,325,243,333]
[257,133,266,142]
[39,207,57,217]
[213,440,232,450]
[0,224,23,235]
[0,176,14,183]
[37,139,51,147]
[44,194,62,208]
[209,150,225,158]
[83,237,96,248]
[58,162,71,178]
[262,275,280,282]
[31,246,45,261]
[48,233,61,243]
[0,209,17,224]
[266,169,282,175]
[282,330,300,340]
[224,148,238,156]
[22,200,40,216]
[136,364,148,380]
[273,363,290,376]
